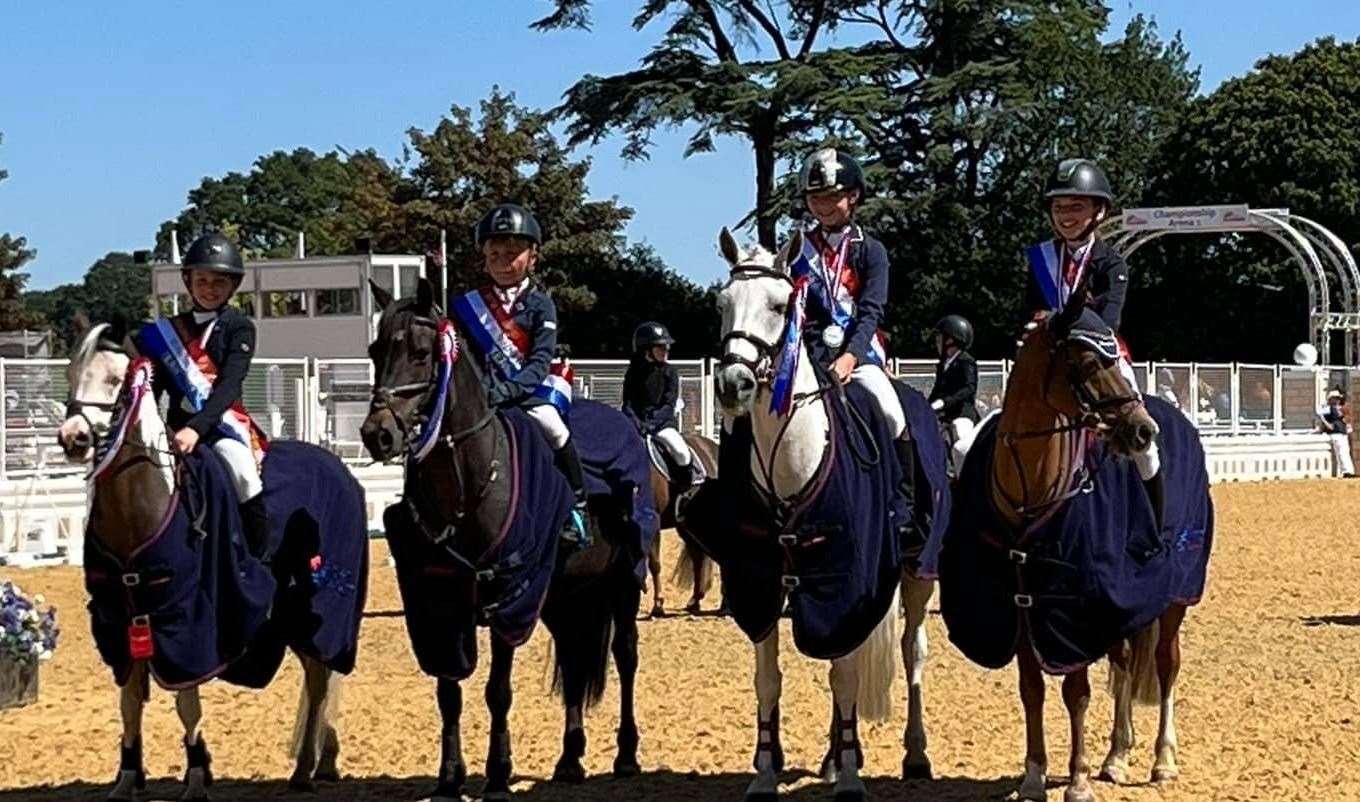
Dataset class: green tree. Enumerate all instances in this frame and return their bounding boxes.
[537,1,889,248]
[1133,37,1360,361]
[849,2,1197,356]
[21,252,150,349]
[1,133,43,330]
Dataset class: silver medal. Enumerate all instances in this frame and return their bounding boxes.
[822,324,845,349]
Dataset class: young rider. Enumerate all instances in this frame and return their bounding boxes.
[623,321,694,488]
[929,314,980,475]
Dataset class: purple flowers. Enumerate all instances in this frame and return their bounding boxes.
[0,581,60,664]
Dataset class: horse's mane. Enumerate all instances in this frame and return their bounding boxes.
[735,242,778,269]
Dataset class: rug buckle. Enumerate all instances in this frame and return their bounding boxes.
[121,573,141,587]
[781,575,801,591]
[1013,594,1034,608]
[1008,549,1027,565]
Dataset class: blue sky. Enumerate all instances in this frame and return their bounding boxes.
[2,1,1358,291]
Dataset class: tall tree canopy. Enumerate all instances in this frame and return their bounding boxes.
[24,252,150,350]
[1129,37,1360,361]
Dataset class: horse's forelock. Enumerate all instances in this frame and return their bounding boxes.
[734,243,778,271]
[70,323,112,383]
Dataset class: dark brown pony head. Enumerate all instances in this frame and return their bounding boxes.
[361,277,443,461]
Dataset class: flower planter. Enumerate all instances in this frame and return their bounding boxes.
[0,657,39,710]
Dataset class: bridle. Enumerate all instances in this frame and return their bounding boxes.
[993,327,1144,523]
[718,265,796,382]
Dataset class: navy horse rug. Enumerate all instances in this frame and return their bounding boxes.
[939,396,1213,674]
[85,442,369,689]
[385,398,656,680]
[686,379,947,660]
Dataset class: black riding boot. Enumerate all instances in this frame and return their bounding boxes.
[554,439,590,545]
[894,439,927,560]
[671,459,695,490]
[1143,470,1165,532]
[240,494,271,561]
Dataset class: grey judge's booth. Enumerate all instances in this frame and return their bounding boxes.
[151,253,427,456]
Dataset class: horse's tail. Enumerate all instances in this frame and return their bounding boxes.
[854,586,902,722]
[549,576,616,709]
[1107,620,1162,708]
[670,534,713,595]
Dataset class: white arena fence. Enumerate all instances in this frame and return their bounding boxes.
[1,356,1352,566]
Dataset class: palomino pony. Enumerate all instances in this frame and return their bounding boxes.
[362,279,649,802]
[57,324,367,801]
[644,433,721,617]
[701,228,947,801]
[940,291,1212,802]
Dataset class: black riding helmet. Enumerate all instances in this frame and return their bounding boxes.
[936,315,974,350]
[1044,158,1114,206]
[633,321,675,353]
[475,203,543,249]
[180,233,245,302]
[798,148,867,197]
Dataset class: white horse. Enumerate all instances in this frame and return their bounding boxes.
[712,228,936,800]
[57,324,342,802]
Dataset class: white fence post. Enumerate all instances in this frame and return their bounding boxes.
[0,357,7,482]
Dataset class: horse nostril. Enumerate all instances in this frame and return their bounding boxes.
[72,431,92,449]
[377,429,394,451]
[737,374,755,393]
[1135,424,1155,450]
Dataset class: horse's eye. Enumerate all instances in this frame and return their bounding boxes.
[773,304,788,316]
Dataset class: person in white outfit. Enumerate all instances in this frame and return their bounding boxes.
[1318,389,1356,478]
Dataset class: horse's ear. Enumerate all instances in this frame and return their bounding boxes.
[776,229,804,274]
[719,227,741,268]
[369,278,394,312]
[121,333,141,360]
[416,277,435,313]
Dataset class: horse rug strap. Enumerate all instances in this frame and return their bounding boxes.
[646,436,709,485]
[386,410,574,680]
[685,381,908,660]
[84,449,276,689]
[939,396,1213,674]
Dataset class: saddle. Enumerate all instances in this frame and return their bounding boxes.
[646,436,709,485]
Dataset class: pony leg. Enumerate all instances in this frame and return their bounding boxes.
[288,655,333,791]
[828,654,867,802]
[109,662,149,802]
[689,542,712,612]
[1017,646,1048,801]
[1061,669,1096,802]
[647,533,666,618]
[901,575,934,780]
[613,584,643,777]
[1152,605,1187,783]
[1099,640,1134,784]
[745,630,782,801]
[176,687,211,802]
[483,636,516,802]
[432,678,467,802]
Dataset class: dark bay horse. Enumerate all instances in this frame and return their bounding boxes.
[361,279,646,802]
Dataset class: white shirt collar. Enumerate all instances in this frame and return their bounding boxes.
[192,309,219,325]
[942,352,959,371]
[495,277,530,308]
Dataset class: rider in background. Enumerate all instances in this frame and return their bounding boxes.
[1023,158,1162,522]
[134,233,271,556]
[794,148,916,503]
[929,315,980,475]
[1318,388,1356,478]
[623,322,694,489]
[459,203,589,540]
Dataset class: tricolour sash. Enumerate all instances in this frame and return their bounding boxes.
[1025,239,1094,311]
[449,287,574,417]
[137,318,268,465]
[789,227,886,365]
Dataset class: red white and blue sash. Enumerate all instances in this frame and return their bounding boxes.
[449,287,574,417]
[91,358,155,480]
[789,226,886,366]
[409,320,460,463]
[137,318,267,465]
[1025,239,1093,311]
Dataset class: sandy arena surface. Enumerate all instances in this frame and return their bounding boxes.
[2,479,1359,801]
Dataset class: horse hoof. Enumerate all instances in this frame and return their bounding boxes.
[613,756,642,778]
[1063,785,1096,802]
[313,767,340,783]
[287,776,316,793]
[1096,762,1127,785]
[902,757,933,780]
[552,759,586,784]
[684,600,702,615]
[1151,767,1179,784]
[649,603,667,619]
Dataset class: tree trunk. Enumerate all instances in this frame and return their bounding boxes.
[752,119,779,251]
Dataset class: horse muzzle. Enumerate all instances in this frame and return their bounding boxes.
[715,363,757,415]
[56,419,94,463]
[1110,408,1159,456]
[360,408,403,462]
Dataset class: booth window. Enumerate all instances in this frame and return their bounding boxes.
[263,290,307,318]
[316,288,359,316]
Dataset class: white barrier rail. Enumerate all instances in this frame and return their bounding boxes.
[2,356,1351,566]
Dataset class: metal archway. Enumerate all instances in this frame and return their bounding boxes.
[1101,206,1360,365]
